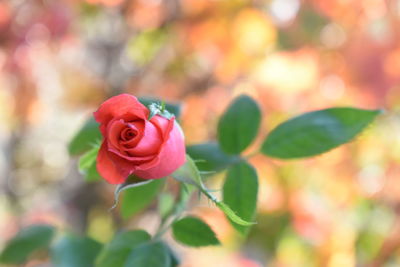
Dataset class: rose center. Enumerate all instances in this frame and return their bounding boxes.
[121,127,138,141]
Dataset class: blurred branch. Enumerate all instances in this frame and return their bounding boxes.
[2,132,23,217]
[366,205,400,267]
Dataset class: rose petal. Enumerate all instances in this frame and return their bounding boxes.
[133,118,186,179]
[96,142,131,184]
[120,127,137,141]
[150,115,170,137]
[94,94,149,135]
[119,120,145,148]
[129,115,174,172]
[107,119,145,151]
[107,119,126,150]
[122,120,163,156]
[108,146,156,162]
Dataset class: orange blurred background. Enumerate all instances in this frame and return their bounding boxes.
[1,0,400,266]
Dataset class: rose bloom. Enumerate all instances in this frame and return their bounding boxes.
[94,94,186,184]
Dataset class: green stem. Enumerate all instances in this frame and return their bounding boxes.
[154,184,195,240]
[154,219,172,240]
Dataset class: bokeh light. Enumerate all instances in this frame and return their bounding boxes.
[1,0,400,266]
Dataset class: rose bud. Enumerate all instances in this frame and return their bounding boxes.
[94,94,186,184]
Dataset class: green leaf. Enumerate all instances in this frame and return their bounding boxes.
[51,235,102,267]
[148,102,161,120]
[147,102,174,120]
[217,95,261,154]
[223,161,258,234]
[165,244,180,267]
[261,108,382,159]
[139,97,182,120]
[172,155,254,226]
[171,155,204,188]
[124,241,170,267]
[216,202,256,227]
[186,142,241,173]
[78,145,101,182]
[78,145,99,171]
[111,176,154,211]
[95,230,151,267]
[85,160,101,182]
[172,217,220,247]
[121,178,165,219]
[0,224,55,264]
[69,117,102,155]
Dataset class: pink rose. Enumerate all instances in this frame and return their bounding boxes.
[94,94,186,184]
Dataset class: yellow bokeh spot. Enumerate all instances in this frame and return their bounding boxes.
[254,49,319,93]
[87,207,114,243]
[232,8,276,55]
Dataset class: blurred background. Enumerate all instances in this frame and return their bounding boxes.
[1,0,400,266]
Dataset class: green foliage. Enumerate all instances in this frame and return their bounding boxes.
[173,183,196,216]
[0,224,55,264]
[85,160,101,182]
[166,244,180,267]
[128,29,167,65]
[356,230,384,262]
[218,95,261,154]
[95,230,151,267]
[51,235,102,267]
[139,97,182,119]
[147,102,175,120]
[215,202,255,227]
[69,117,102,155]
[66,96,384,267]
[120,178,165,219]
[112,176,153,211]
[172,216,220,247]
[223,161,258,234]
[171,155,204,187]
[354,202,394,263]
[172,155,254,226]
[261,107,381,159]
[79,145,101,182]
[124,241,171,267]
[186,142,241,173]
[158,192,175,219]
[78,145,98,172]
[299,7,329,42]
